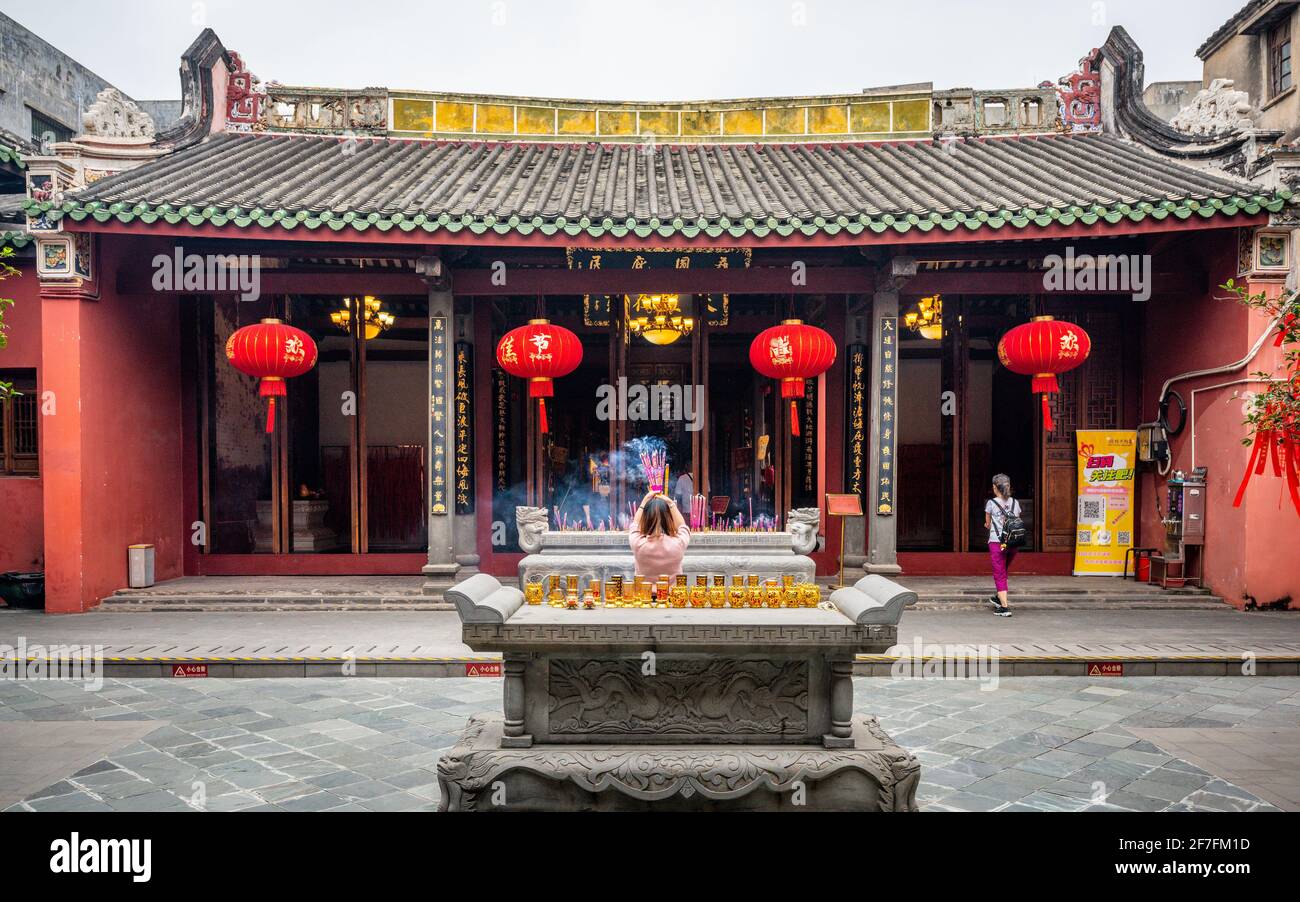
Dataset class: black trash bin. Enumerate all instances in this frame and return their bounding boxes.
[0,572,45,610]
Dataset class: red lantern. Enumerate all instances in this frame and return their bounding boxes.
[997,315,1091,432]
[225,318,318,434]
[496,318,583,434]
[749,319,837,436]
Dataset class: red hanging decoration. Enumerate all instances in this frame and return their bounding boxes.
[224,318,318,434]
[997,315,1091,432]
[495,319,583,435]
[749,319,837,436]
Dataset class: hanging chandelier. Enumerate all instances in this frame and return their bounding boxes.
[331,296,395,340]
[903,294,943,340]
[626,294,695,346]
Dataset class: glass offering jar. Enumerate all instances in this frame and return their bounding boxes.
[764,580,781,608]
[548,575,564,607]
[688,583,706,608]
[589,579,602,604]
[708,581,725,608]
[728,576,746,609]
[670,582,689,608]
[802,583,821,607]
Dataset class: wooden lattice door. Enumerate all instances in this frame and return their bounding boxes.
[1039,308,1125,552]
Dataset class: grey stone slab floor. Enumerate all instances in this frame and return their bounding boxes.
[3,609,1299,661]
[1,675,1297,812]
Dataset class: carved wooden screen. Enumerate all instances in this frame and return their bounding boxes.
[1039,308,1125,552]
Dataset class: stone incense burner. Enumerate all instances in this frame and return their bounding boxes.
[437,573,921,812]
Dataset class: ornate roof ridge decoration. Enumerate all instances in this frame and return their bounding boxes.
[81,88,157,141]
[1170,78,1260,138]
[35,130,1289,244]
[0,143,25,169]
[155,28,227,150]
[1099,26,1251,160]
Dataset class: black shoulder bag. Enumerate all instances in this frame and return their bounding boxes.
[994,498,1027,550]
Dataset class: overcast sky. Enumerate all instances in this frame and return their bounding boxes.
[1,0,1244,102]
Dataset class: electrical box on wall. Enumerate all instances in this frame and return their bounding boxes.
[1137,423,1169,464]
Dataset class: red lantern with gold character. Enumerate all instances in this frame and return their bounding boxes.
[225,318,318,434]
[496,319,583,434]
[997,315,1091,432]
[749,319,837,436]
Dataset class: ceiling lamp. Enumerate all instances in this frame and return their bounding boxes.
[903,294,944,340]
[331,295,395,340]
[627,294,695,346]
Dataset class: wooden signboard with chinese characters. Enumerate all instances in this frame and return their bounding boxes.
[876,317,898,516]
[454,341,474,514]
[430,315,449,516]
[566,248,750,326]
[844,344,867,498]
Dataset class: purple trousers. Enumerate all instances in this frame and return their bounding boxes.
[989,542,1017,593]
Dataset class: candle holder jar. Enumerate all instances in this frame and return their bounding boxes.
[589,579,602,604]
[708,580,725,609]
[728,576,746,609]
[525,581,544,606]
[547,575,564,608]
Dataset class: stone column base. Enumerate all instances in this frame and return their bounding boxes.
[865,562,903,576]
[421,563,459,596]
[436,713,920,812]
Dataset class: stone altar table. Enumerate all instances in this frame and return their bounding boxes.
[514,506,821,587]
[437,573,920,812]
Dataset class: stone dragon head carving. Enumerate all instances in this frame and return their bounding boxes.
[787,508,821,555]
[515,506,550,554]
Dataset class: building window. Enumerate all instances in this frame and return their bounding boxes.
[1021,98,1042,126]
[29,109,72,149]
[1269,21,1292,98]
[982,99,1007,127]
[0,371,39,476]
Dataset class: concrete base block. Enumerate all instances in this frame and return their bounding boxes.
[437,713,920,812]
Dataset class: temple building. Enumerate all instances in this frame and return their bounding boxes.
[1,16,1298,613]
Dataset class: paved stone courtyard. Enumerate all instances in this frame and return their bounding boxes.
[2,676,1297,812]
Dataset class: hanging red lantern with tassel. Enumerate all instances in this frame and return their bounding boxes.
[496,319,583,434]
[224,318,318,434]
[749,319,837,437]
[997,315,1091,432]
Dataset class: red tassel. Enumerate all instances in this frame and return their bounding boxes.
[1287,435,1300,516]
[1233,429,1269,508]
[1041,394,1054,433]
[265,397,276,434]
[790,400,801,437]
[538,397,549,434]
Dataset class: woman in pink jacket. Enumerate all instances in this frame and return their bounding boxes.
[629,492,691,581]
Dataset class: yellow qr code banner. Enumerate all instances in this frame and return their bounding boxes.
[1073,430,1137,576]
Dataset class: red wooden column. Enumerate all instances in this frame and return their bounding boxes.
[38,235,185,613]
[38,279,86,613]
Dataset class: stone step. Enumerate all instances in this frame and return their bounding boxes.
[911,593,1227,610]
[100,594,453,612]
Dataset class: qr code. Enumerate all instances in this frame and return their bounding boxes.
[1117,531,1131,545]
[1077,530,1092,544]
[1077,497,1105,524]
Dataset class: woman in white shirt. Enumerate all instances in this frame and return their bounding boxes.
[983,473,1021,617]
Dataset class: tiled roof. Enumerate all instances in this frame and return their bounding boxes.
[36,131,1288,241]
[1196,1,1263,59]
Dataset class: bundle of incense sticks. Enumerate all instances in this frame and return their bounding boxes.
[639,448,667,493]
[690,494,707,530]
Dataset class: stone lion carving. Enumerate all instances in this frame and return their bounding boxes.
[1170,78,1257,137]
[515,506,550,554]
[787,508,821,555]
[81,88,156,140]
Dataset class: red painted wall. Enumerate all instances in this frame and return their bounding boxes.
[40,235,185,612]
[0,254,43,572]
[1138,231,1299,608]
